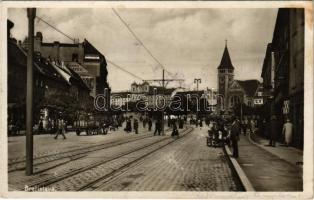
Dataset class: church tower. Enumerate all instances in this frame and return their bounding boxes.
[217,41,234,111]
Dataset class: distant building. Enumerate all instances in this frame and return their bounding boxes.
[217,42,234,111]
[22,32,109,97]
[111,82,176,111]
[261,8,304,148]
[216,42,263,112]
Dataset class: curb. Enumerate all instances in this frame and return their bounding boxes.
[223,145,255,191]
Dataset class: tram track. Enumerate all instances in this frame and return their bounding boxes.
[8,130,168,173]
[23,127,193,191]
[79,127,194,191]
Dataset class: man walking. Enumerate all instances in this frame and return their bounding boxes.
[230,116,241,158]
[55,118,66,139]
[282,118,293,147]
[269,115,279,147]
[148,118,152,131]
[134,119,139,134]
[154,119,161,136]
[241,119,247,136]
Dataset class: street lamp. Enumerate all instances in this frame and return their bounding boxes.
[194,79,201,91]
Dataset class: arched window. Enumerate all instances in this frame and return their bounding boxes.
[230,95,240,107]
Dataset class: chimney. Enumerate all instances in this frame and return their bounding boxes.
[7,20,14,39]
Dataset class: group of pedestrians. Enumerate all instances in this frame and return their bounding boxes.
[124,116,155,135]
[226,115,294,158]
[268,115,293,147]
[208,116,241,158]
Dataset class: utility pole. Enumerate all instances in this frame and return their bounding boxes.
[193,78,201,119]
[161,70,165,135]
[144,69,184,136]
[194,78,201,91]
[26,8,36,176]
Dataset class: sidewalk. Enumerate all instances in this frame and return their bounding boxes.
[249,132,303,168]
[231,133,303,191]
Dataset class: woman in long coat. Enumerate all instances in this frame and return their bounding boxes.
[282,118,293,146]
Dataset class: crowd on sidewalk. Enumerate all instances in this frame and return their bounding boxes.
[206,114,299,159]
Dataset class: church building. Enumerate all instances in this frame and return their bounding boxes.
[217,42,262,113]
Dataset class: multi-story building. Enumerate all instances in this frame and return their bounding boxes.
[8,20,91,132]
[22,32,109,97]
[261,8,304,148]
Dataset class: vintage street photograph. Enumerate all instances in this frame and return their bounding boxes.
[2,2,313,197]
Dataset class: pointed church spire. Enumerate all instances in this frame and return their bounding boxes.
[218,40,234,70]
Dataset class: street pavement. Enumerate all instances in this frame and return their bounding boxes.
[91,127,242,191]
[233,132,303,191]
[8,124,149,163]
[8,125,242,191]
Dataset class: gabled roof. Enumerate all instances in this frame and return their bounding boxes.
[218,44,234,69]
[8,39,68,85]
[83,39,106,62]
[236,80,260,97]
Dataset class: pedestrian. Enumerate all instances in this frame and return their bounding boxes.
[230,116,241,158]
[143,117,147,128]
[55,118,66,139]
[241,119,247,136]
[282,118,293,147]
[179,118,184,129]
[148,118,152,131]
[15,119,21,135]
[249,119,255,134]
[154,119,161,136]
[171,119,179,137]
[196,119,200,127]
[124,117,132,133]
[210,122,218,141]
[134,119,139,134]
[39,119,44,134]
[269,115,279,147]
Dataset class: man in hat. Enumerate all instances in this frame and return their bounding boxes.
[55,117,66,139]
[230,116,241,158]
[269,115,279,147]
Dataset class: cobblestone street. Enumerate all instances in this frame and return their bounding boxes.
[8,125,242,191]
[92,127,241,191]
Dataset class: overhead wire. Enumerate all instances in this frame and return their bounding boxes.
[111,8,177,79]
[35,15,145,81]
[36,16,75,42]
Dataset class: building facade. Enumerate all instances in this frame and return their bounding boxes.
[8,20,91,132]
[261,8,304,149]
[22,32,109,97]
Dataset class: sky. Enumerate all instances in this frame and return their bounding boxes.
[8,8,278,92]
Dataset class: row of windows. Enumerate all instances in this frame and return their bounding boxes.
[219,69,233,74]
[219,77,233,83]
